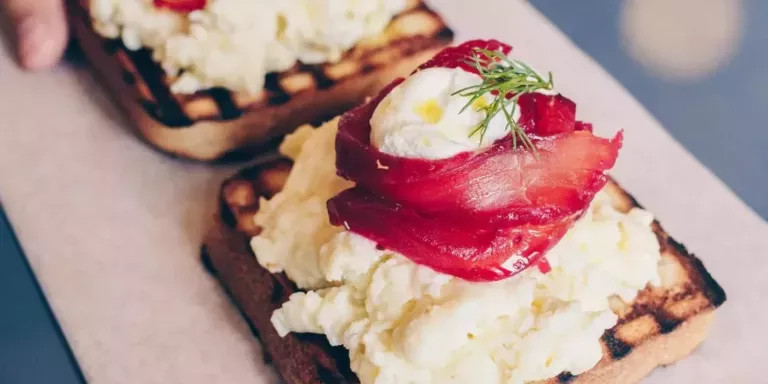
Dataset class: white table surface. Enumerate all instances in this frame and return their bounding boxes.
[1,1,766,383]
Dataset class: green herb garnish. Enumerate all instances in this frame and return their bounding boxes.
[452,48,554,153]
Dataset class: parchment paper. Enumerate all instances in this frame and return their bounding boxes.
[1,1,766,383]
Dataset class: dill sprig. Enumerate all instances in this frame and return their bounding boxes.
[452,48,554,153]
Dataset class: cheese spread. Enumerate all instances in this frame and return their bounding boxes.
[89,0,407,94]
[252,120,661,384]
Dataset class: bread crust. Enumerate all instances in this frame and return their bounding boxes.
[67,0,453,161]
[202,159,725,384]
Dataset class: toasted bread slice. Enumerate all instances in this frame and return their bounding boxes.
[67,0,453,161]
[202,159,725,384]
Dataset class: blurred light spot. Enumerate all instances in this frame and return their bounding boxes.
[620,0,743,82]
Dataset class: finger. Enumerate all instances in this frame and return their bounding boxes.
[2,0,68,70]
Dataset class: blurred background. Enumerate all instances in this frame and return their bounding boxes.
[534,0,767,220]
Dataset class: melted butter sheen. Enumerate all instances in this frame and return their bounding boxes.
[252,121,662,384]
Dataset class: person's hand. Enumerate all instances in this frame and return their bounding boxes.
[1,0,68,70]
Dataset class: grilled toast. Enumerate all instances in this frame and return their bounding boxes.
[67,0,453,161]
[202,157,726,384]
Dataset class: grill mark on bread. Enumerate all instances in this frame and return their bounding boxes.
[603,329,633,360]
[297,333,357,383]
[113,49,153,101]
[665,237,726,307]
[207,87,242,120]
[303,63,335,91]
[435,23,456,41]
[655,313,684,334]
[271,275,291,305]
[206,160,726,383]
[264,73,291,105]
[121,70,136,86]
[123,47,192,126]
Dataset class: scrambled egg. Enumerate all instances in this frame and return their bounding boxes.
[89,0,406,94]
[252,120,661,384]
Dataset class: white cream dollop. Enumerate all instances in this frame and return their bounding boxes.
[251,120,662,384]
[89,0,407,94]
[370,67,517,159]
